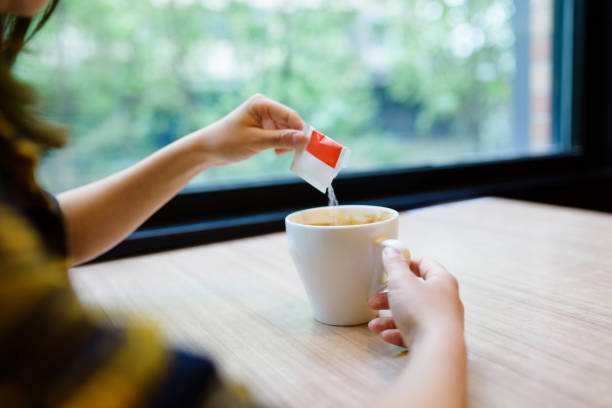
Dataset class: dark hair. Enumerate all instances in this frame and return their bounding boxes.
[0,0,68,152]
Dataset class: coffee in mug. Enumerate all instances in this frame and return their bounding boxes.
[292,207,393,226]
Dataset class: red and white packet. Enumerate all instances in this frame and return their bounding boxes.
[290,124,350,193]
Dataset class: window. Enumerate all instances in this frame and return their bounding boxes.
[17,0,564,195]
[17,0,605,260]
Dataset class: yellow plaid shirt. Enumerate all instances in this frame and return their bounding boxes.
[0,120,258,407]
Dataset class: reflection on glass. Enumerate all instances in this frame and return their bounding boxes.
[15,0,558,193]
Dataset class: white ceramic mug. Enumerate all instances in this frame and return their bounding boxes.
[285,205,408,326]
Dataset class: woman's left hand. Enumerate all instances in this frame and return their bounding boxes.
[194,94,308,167]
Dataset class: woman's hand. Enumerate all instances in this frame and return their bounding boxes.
[367,249,464,348]
[193,94,308,167]
[368,250,467,408]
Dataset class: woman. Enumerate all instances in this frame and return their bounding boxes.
[0,1,466,406]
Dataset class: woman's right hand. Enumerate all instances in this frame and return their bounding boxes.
[367,249,464,348]
[194,93,308,167]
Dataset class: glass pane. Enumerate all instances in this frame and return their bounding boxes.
[15,0,561,194]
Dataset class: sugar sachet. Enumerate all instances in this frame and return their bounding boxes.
[290,124,350,193]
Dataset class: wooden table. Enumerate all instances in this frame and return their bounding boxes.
[70,198,612,408]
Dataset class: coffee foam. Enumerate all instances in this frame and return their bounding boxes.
[290,207,393,226]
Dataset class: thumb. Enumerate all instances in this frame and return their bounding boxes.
[383,247,417,289]
[257,129,308,150]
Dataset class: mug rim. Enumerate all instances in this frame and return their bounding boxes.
[285,204,399,229]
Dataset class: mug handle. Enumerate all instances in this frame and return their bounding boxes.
[373,238,411,293]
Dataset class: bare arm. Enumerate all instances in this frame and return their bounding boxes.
[57,133,207,265]
[58,94,307,265]
[376,328,466,408]
[368,253,467,408]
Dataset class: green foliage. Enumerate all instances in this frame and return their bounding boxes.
[15,0,518,193]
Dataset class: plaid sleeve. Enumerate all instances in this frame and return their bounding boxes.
[149,350,263,408]
[0,201,262,407]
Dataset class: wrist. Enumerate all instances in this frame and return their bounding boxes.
[182,125,221,170]
[411,319,465,351]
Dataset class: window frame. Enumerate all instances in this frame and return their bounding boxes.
[95,0,612,262]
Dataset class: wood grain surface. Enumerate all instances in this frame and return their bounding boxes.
[70,198,612,408]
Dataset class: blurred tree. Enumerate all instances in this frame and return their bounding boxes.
[14,0,517,193]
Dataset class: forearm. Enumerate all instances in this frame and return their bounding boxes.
[58,94,306,265]
[58,130,211,265]
[377,326,467,408]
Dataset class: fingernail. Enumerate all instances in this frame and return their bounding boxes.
[291,131,306,147]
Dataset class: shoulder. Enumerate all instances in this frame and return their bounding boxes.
[0,190,43,258]
[0,160,69,258]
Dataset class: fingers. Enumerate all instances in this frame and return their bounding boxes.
[274,148,294,155]
[367,292,389,310]
[256,128,308,150]
[369,317,406,347]
[386,252,456,287]
[383,246,417,283]
[368,316,396,333]
[380,329,407,348]
[249,94,304,130]
[413,258,456,285]
[409,259,422,277]
[247,94,308,151]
